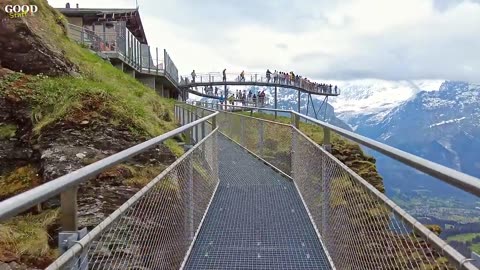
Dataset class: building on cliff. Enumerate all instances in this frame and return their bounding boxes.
[57,4,182,100]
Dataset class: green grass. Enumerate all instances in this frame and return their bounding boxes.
[0,166,41,200]
[0,123,17,139]
[447,233,480,253]
[0,209,59,264]
[2,0,179,140]
[447,233,480,242]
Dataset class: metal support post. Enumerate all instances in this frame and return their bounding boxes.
[148,45,151,73]
[59,187,89,269]
[212,114,217,130]
[193,111,198,143]
[297,90,301,113]
[182,106,186,125]
[292,113,300,129]
[58,227,88,270]
[139,42,143,70]
[164,49,168,76]
[80,28,84,44]
[156,47,159,74]
[201,111,206,139]
[60,187,78,231]
[323,127,331,152]
[274,86,278,119]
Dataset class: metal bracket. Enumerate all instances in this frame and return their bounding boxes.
[59,227,88,270]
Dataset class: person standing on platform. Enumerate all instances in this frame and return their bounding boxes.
[223,69,227,82]
[266,69,272,83]
[240,70,245,82]
[191,70,196,83]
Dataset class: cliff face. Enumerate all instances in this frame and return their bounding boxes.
[0,1,181,268]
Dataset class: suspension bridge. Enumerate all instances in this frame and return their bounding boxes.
[1,102,480,270]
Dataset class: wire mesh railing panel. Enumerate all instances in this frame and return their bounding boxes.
[215,111,293,176]
[57,132,218,270]
[291,129,461,270]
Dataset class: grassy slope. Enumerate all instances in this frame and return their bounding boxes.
[0,0,184,265]
[2,0,182,149]
[447,233,480,253]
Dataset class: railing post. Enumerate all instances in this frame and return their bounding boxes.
[60,187,78,231]
[148,45,151,73]
[156,47,159,75]
[59,187,88,269]
[182,106,186,125]
[292,113,300,129]
[212,114,217,130]
[323,127,331,152]
[192,111,198,144]
[201,111,206,139]
[184,109,191,145]
[80,28,84,44]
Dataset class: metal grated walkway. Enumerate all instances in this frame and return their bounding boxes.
[184,136,332,269]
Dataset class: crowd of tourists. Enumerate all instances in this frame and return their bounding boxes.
[265,69,338,95]
[215,89,267,107]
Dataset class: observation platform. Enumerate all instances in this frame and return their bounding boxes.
[179,72,340,100]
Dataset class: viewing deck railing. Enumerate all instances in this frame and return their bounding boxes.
[67,23,179,83]
[180,72,340,96]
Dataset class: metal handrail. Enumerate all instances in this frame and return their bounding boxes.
[0,112,219,222]
[191,101,480,197]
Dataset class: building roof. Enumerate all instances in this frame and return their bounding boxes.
[57,7,148,44]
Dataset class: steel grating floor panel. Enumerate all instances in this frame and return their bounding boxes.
[184,136,332,270]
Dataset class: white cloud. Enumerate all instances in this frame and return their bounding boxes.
[49,0,480,82]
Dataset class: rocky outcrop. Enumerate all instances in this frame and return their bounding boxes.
[0,70,177,268]
[0,7,77,76]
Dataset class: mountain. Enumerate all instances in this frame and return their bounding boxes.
[329,79,443,131]
[332,80,480,222]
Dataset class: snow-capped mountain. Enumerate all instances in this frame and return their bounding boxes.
[328,79,443,129]
[347,81,480,206]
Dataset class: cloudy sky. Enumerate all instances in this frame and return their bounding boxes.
[48,0,480,82]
